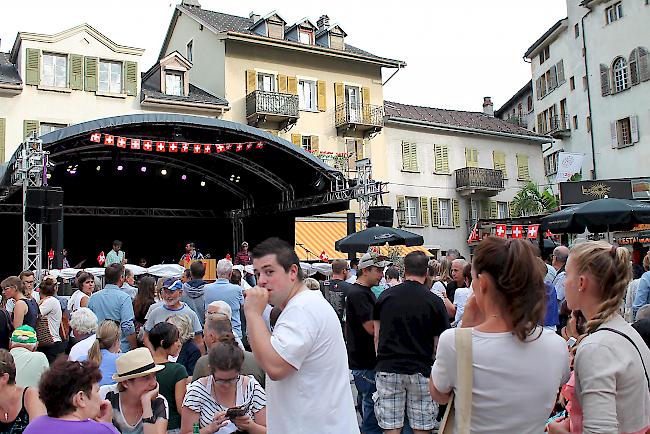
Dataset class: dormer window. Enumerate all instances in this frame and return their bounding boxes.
[299,29,313,45]
[165,72,183,96]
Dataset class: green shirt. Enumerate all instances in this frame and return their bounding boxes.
[105,249,124,267]
[155,362,188,430]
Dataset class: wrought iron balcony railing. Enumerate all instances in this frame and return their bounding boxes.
[335,103,384,129]
[455,167,504,193]
[246,90,299,120]
[548,114,570,134]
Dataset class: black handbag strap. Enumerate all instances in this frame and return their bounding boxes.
[593,327,650,389]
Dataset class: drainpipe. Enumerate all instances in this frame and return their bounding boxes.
[382,64,403,86]
[581,9,597,179]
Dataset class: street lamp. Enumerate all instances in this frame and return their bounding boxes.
[395,205,406,228]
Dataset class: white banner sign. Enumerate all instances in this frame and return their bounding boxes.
[555,152,585,183]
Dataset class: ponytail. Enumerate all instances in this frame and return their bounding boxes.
[88,338,102,365]
[88,320,120,364]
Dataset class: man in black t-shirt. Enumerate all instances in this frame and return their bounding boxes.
[373,251,449,433]
[320,259,352,323]
[346,252,391,434]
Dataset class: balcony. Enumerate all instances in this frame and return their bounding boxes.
[246,90,299,129]
[335,103,384,137]
[506,113,529,128]
[548,114,571,138]
[455,167,504,197]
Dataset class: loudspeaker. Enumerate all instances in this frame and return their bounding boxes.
[368,206,393,228]
[25,187,63,224]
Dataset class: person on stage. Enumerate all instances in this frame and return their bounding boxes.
[179,242,204,264]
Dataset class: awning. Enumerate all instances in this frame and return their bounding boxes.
[295,220,436,260]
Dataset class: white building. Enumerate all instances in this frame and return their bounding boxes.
[494,81,536,132]
[383,99,550,257]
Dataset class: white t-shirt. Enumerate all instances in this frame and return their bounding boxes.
[69,334,96,361]
[67,290,89,312]
[39,296,62,342]
[431,281,448,298]
[267,289,359,434]
[431,327,569,434]
[453,287,472,324]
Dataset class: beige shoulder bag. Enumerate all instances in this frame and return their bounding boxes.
[439,327,473,434]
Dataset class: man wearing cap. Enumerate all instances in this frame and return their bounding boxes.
[9,325,49,388]
[346,252,391,434]
[144,278,205,355]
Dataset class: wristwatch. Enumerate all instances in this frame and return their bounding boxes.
[142,415,157,424]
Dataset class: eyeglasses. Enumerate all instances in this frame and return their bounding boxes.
[213,374,240,384]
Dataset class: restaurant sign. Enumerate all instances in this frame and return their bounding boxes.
[615,231,650,245]
[560,180,632,206]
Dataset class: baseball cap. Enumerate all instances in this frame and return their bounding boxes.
[358,252,392,270]
[11,325,37,344]
[162,278,183,291]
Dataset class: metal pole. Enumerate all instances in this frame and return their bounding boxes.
[21,135,44,274]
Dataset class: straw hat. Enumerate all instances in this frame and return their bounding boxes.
[112,348,164,382]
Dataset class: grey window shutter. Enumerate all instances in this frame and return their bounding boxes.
[25,48,40,86]
[556,60,565,84]
[124,61,138,96]
[629,49,640,86]
[610,122,619,148]
[638,47,650,82]
[549,65,558,89]
[600,64,611,96]
[536,78,542,100]
[631,115,639,143]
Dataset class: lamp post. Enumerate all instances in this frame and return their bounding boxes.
[395,205,406,228]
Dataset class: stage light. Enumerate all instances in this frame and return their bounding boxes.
[117,165,124,171]
[96,165,101,171]
[140,166,147,173]
[181,174,187,181]
[66,164,78,175]
[46,173,52,179]
[200,181,206,187]
[160,169,168,176]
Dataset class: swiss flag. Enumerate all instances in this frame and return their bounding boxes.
[130,139,141,150]
[246,143,253,150]
[168,142,178,152]
[203,144,212,154]
[104,135,114,145]
[527,224,540,239]
[319,251,330,262]
[143,140,153,151]
[495,224,507,238]
[236,144,244,152]
[116,137,127,148]
[216,144,225,153]
[47,249,55,260]
[546,229,554,238]
[512,225,523,238]
[255,142,264,149]
[156,141,166,152]
[225,144,233,151]
[180,143,189,153]
[90,132,102,143]
[467,222,480,244]
[97,251,106,266]
[225,253,232,262]
[193,144,202,154]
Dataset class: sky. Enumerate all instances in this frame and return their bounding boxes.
[1,0,567,112]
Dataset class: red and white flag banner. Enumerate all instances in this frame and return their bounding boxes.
[527,224,540,239]
[511,225,523,239]
[495,224,507,238]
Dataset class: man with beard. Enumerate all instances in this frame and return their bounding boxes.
[244,237,359,434]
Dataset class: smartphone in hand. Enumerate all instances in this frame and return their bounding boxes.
[225,405,247,420]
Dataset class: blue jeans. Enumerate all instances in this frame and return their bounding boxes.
[351,370,383,434]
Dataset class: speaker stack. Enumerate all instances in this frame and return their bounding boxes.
[368,206,394,228]
[25,187,63,224]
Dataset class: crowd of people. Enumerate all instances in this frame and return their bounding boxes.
[0,236,648,433]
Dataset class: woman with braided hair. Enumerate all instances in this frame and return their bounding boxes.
[548,241,650,434]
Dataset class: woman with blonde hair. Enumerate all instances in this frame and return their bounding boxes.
[80,320,121,386]
[166,314,201,377]
[548,242,650,434]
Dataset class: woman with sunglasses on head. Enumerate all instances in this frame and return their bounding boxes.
[181,333,266,434]
[548,242,650,434]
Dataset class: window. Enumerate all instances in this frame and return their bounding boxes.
[613,57,629,92]
[497,202,509,219]
[257,73,276,92]
[299,30,313,45]
[98,60,122,93]
[470,199,478,226]
[570,76,575,90]
[539,46,550,64]
[40,123,66,135]
[186,40,193,63]
[611,116,639,148]
[439,199,451,227]
[165,72,183,96]
[301,136,312,151]
[41,53,67,87]
[405,197,420,226]
[573,115,578,130]
[527,96,533,112]
[618,117,632,146]
[544,152,559,176]
[574,23,580,38]
[402,141,418,172]
[606,2,623,24]
[298,79,316,110]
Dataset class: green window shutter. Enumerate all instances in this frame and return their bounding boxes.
[402,142,410,170]
[441,145,449,173]
[0,118,6,164]
[420,197,430,226]
[493,151,507,178]
[480,199,490,219]
[124,61,137,96]
[25,48,41,86]
[517,154,530,180]
[410,143,418,171]
[430,197,439,227]
[23,120,40,140]
[453,199,461,227]
[490,201,498,219]
[396,195,406,226]
[508,202,517,218]
[434,145,443,173]
[69,54,84,90]
[84,57,98,91]
[434,144,449,174]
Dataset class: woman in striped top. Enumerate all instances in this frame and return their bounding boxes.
[180,334,266,434]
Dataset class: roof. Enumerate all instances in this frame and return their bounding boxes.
[384,100,546,139]
[0,53,21,85]
[141,82,228,107]
[524,18,567,58]
[494,81,533,118]
[167,5,403,67]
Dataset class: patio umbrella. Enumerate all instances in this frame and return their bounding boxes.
[334,226,424,253]
[540,198,650,234]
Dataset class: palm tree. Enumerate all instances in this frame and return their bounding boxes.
[511,182,558,217]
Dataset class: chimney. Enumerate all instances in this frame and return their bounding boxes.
[483,97,494,117]
[181,0,201,8]
[249,11,261,23]
[317,15,330,31]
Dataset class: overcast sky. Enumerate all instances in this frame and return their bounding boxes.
[2,0,566,112]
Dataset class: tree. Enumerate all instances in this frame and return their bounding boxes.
[511,182,559,217]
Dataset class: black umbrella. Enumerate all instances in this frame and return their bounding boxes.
[335,226,424,253]
[540,198,650,234]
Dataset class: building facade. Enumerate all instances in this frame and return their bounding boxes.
[494,81,536,132]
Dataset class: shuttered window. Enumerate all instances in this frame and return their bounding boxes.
[434,144,449,174]
[405,197,420,226]
[317,80,326,111]
[69,54,83,90]
[516,154,530,180]
[396,195,406,227]
[439,199,451,227]
[85,57,98,92]
[465,148,478,168]
[492,151,507,178]
[99,60,122,94]
[23,120,40,140]
[430,197,439,227]
[452,199,461,227]
[402,141,418,172]
[42,53,67,88]
[420,197,430,226]
[25,48,40,86]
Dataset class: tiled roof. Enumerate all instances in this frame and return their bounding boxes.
[180,6,402,65]
[0,53,21,85]
[141,82,228,106]
[384,101,544,138]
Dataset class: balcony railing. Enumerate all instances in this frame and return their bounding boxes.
[335,103,384,132]
[506,113,529,128]
[455,167,504,195]
[246,90,299,126]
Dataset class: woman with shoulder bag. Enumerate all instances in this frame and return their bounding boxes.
[429,237,570,434]
[37,278,65,363]
[548,242,650,434]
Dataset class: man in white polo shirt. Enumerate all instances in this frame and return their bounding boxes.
[244,237,359,434]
